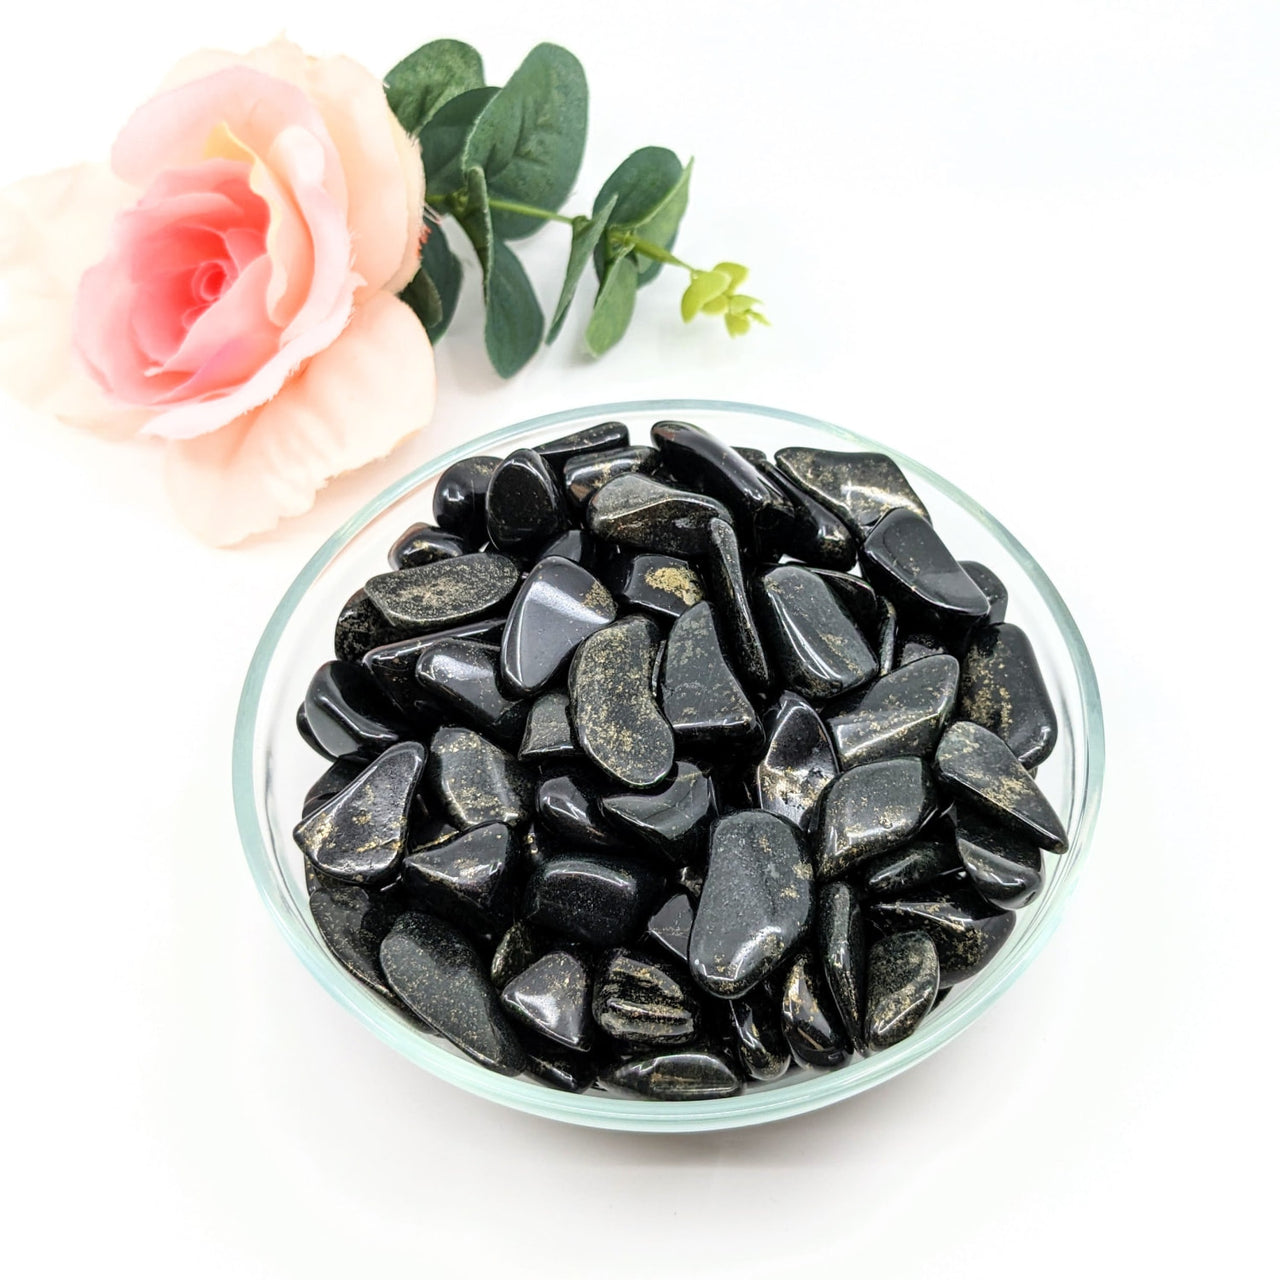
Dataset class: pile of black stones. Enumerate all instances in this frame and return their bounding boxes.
[294,419,1066,1101]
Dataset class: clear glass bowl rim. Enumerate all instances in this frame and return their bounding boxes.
[233,398,1106,1133]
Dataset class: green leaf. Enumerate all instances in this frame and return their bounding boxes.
[681,270,731,322]
[591,148,693,285]
[463,43,588,240]
[456,166,494,293]
[726,294,761,315]
[546,196,617,345]
[419,87,498,197]
[625,160,693,285]
[725,312,751,337]
[386,39,485,135]
[419,222,462,342]
[585,255,638,357]
[713,262,749,291]
[485,241,545,376]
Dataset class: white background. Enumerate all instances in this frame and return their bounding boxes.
[1,3,1274,1275]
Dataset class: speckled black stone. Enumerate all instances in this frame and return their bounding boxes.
[602,1049,741,1100]
[818,882,868,1054]
[568,615,674,789]
[860,509,989,634]
[308,883,398,997]
[379,912,526,1075]
[414,640,528,746]
[563,445,659,509]
[294,741,425,884]
[535,420,630,471]
[403,822,517,933]
[780,948,848,1068]
[865,931,940,1051]
[858,838,962,899]
[593,948,702,1048]
[689,811,814,998]
[586,472,734,557]
[750,691,839,832]
[518,691,578,763]
[426,726,532,830]
[727,984,791,1082]
[490,919,545,988]
[361,619,505,720]
[825,653,960,770]
[388,523,470,569]
[604,553,705,622]
[651,420,795,555]
[646,891,696,961]
[752,459,857,568]
[485,449,571,556]
[334,587,398,664]
[896,631,950,667]
[301,757,366,820]
[536,527,597,570]
[523,854,665,947]
[868,880,1015,987]
[600,762,716,863]
[934,720,1067,852]
[365,553,520,631]
[432,455,501,545]
[958,622,1058,769]
[810,569,880,638]
[775,447,930,538]
[952,806,1044,909]
[959,561,1007,625]
[876,598,899,676]
[659,601,760,749]
[815,757,938,880]
[501,950,595,1051]
[536,772,625,852]
[500,556,616,697]
[755,565,878,701]
[521,1040,597,1092]
[703,516,771,689]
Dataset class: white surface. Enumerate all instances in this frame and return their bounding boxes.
[0,3,1273,1275]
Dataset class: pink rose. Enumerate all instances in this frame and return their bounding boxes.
[0,38,435,545]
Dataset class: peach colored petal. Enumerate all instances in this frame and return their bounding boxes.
[164,292,435,546]
[0,164,151,437]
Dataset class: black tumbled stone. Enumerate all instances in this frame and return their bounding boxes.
[958,622,1058,769]
[433,455,501,544]
[563,445,659,509]
[536,772,625,852]
[959,561,1007,625]
[426,726,533,830]
[593,948,702,1048]
[728,984,791,1082]
[858,838,962,898]
[523,854,665,947]
[703,516,771,688]
[757,459,857,569]
[535,420,630,471]
[865,931,940,1050]
[775,447,930,538]
[414,639,528,746]
[361,619,505,720]
[602,1050,741,1100]
[953,806,1044,909]
[586,472,733,557]
[604,553,705,622]
[816,757,938,880]
[334,587,397,664]
[780,948,848,1068]
[600,762,716,863]
[750,691,839,832]
[818,882,868,1054]
[501,950,595,1052]
[518,691,578,763]
[308,883,398,997]
[486,449,571,556]
[388,523,469,569]
[402,822,517,933]
[646,891,696,961]
[365,553,520,630]
[659,601,760,750]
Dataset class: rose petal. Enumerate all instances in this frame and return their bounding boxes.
[164,292,435,545]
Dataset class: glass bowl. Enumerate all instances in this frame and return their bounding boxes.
[233,399,1105,1133]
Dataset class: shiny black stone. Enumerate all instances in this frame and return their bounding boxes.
[953,806,1044,909]
[294,741,425,884]
[521,1040,597,1092]
[861,509,989,634]
[308,882,398,997]
[535,420,630,472]
[959,561,1007,625]
[600,762,716,863]
[517,823,561,881]
[297,701,331,759]
[518,691,578,762]
[809,569,880,637]
[825,653,960,770]
[651,420,794,554]
[407,801,459,854]
[486,449,571,556]
[592,948,702,1048]
[858,838,962,898]
[490,919,545,988]
[659,601,760,750]
[750,691,839,832]
[876,598,899,676]
[934,721,1067,852]
[568,615,674,789]
[536,772,625,852]
[379,912,526,1075]
[361,619,505,720]
[755,565,878,700]
[818,882,868,1054]
[868,880,1015,987]
[728,984,791,1082]
[865,931,940,1050]
[602,1049,741,1100]
[896,631,950,667]
[780,948,848,1068]
[365,553,520,630]
[536,527,597,570]
[523,854,665,947]
[689,811,814,998]
[403,822,517,933]
[432,454,501,545]
[301,757,366,819]
[501,950,595,1051]
[958,622,1058,769]
[334,587,398,663]
[563,445,659,509]
[775,447,930,538]
[500,556,616,697]
[646,891,696,961]
[603,553,705,622]
[816,757,938,880]
[426,726,533,830]
[414,640,528,746]
[757,459,857,568]
[388,523,469,569]
[586,472,733,557]
[703,516,771,688]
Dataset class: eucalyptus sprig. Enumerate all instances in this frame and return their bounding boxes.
[386,40,767,377]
